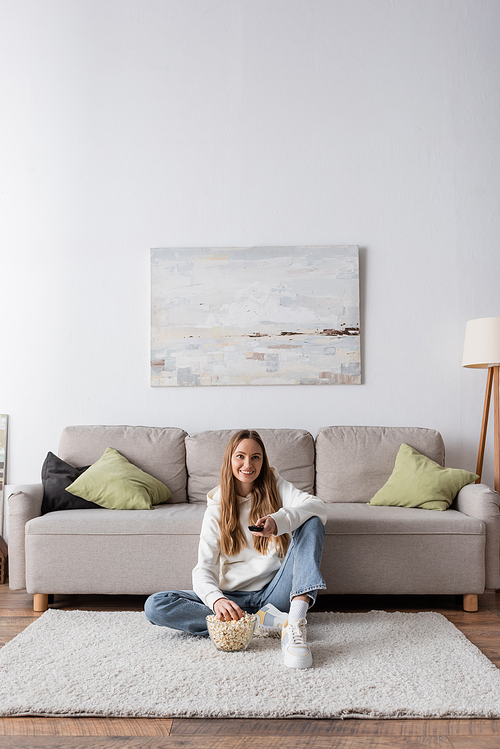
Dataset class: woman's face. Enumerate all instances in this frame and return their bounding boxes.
[231,438,263,494]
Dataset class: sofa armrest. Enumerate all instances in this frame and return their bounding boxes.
[455,483,500,590]
[7,484,43,590]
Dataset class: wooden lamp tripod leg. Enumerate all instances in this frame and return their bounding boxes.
[476,367,494,483]
[494,365,500,493]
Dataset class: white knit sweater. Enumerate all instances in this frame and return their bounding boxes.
[192,469,327,610]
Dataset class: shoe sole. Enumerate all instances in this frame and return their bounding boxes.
[283,652,313,669]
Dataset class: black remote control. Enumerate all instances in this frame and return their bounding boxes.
[248,525,264,532]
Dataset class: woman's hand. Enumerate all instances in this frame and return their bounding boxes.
[213,597,245,621]
[251,516,277,537]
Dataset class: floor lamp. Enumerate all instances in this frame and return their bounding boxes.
[463,317,500,493]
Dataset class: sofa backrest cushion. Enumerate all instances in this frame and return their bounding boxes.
[58,425,188,503]
[315,426,445,503]
[185,429,315,503]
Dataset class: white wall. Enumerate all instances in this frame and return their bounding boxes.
[1,0,499,488]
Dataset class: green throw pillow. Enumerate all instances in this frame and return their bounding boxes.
[66,447,172,510]
[368,443,478,511]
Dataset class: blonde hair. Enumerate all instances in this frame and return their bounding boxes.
[218,430,290,558]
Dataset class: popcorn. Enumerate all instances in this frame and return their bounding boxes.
[206,612,257,651]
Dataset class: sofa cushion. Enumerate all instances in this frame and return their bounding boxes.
[65,448,172,510]
[58,425,188,503]
[185,429,315,503]
[367,444,478,511]
[315,426,445,503]
[320,503,485,595]
[41,452,99,514]
[322,502,485,535]
[24,504,206,596]
[25,502,207,535]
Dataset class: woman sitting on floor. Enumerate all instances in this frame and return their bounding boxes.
[145,429,327,669]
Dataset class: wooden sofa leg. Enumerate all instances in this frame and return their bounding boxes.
[33,594,49,612]
[463,594,478,612]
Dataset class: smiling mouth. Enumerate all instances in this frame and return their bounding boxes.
[240,470,254,476]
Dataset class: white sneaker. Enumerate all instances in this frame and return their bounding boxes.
[281,618,312,669]
[255,603,288,633]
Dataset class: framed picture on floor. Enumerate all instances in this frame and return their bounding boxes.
[0,414,7,544]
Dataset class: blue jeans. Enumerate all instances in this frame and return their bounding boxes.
[144,516,326,637]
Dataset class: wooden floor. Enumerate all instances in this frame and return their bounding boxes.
[1,586,500,749]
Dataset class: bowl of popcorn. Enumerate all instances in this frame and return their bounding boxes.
[206,612,258,652]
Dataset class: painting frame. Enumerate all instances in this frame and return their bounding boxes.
[151,246,360,387]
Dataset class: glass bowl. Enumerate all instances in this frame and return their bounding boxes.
[206,613,257,652]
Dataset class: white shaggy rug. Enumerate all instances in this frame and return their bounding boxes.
[1,609,500,719]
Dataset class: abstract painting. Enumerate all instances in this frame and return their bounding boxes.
[151,246,360,386]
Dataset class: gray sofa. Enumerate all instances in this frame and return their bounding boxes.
[7,425,500,613]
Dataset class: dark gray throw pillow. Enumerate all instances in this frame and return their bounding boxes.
[41,452,101,513]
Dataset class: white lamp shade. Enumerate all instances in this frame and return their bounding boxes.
[463,317,500,368]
